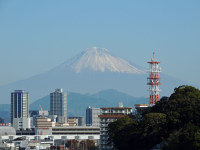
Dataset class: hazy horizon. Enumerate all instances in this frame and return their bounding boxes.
[0,1,200,86]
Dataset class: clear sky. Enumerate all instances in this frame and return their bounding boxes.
[0,0,199,86]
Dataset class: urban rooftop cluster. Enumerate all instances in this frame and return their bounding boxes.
[0,53,161,150]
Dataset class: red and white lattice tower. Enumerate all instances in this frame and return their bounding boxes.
[147,52,161,105]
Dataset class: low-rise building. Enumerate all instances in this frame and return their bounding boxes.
[52,126,100,136]
[134,104,150,115]
[0,126,101,149]
[35,117,56,135]
[68,117,85,126]
[13,118,31,130]
[0,127,16,136]
[66,118,78,126]
[35,117,56,128]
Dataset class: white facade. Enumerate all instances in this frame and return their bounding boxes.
[13,118,31,130]
[0,127,16,136]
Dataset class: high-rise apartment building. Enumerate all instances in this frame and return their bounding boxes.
[11,90,30,130]
[99,105,133,150]
[50,88,67,123]
[86,106,100,127]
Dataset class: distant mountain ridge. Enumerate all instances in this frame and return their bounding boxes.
[30,89,148,117]
[0,47,187,104]
[0,89,148,122]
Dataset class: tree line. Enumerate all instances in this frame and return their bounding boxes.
[108,85,200,150]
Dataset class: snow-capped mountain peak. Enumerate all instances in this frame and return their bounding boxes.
[60,47,145,74]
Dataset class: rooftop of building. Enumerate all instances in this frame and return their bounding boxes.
[0,127,16,136]
[12,90,28,93]
[52,126,100,129]
[100,107,133,110]
[134,104,149,107]
[98,115,126,119]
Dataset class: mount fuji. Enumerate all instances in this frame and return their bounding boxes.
[0,47,185,104]
[58,47,145,74]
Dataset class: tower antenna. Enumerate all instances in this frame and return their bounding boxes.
[147,52,161,105]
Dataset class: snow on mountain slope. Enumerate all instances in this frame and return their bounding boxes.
[59,47,145,74]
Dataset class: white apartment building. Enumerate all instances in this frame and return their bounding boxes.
[99,106,133,150]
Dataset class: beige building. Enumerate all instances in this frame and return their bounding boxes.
[35,117,56,128]
[56,118,78,127]
[35,117,56,135]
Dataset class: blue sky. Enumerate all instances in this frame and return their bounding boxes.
[0,0,200,86]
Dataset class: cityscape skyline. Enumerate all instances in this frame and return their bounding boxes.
[0,1,200,87]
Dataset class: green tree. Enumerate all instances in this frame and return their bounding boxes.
[135,113,167,150]
[107,85,200,150]
[164,123,200,150]
[108,115,139,150]
[151,86,200,129]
